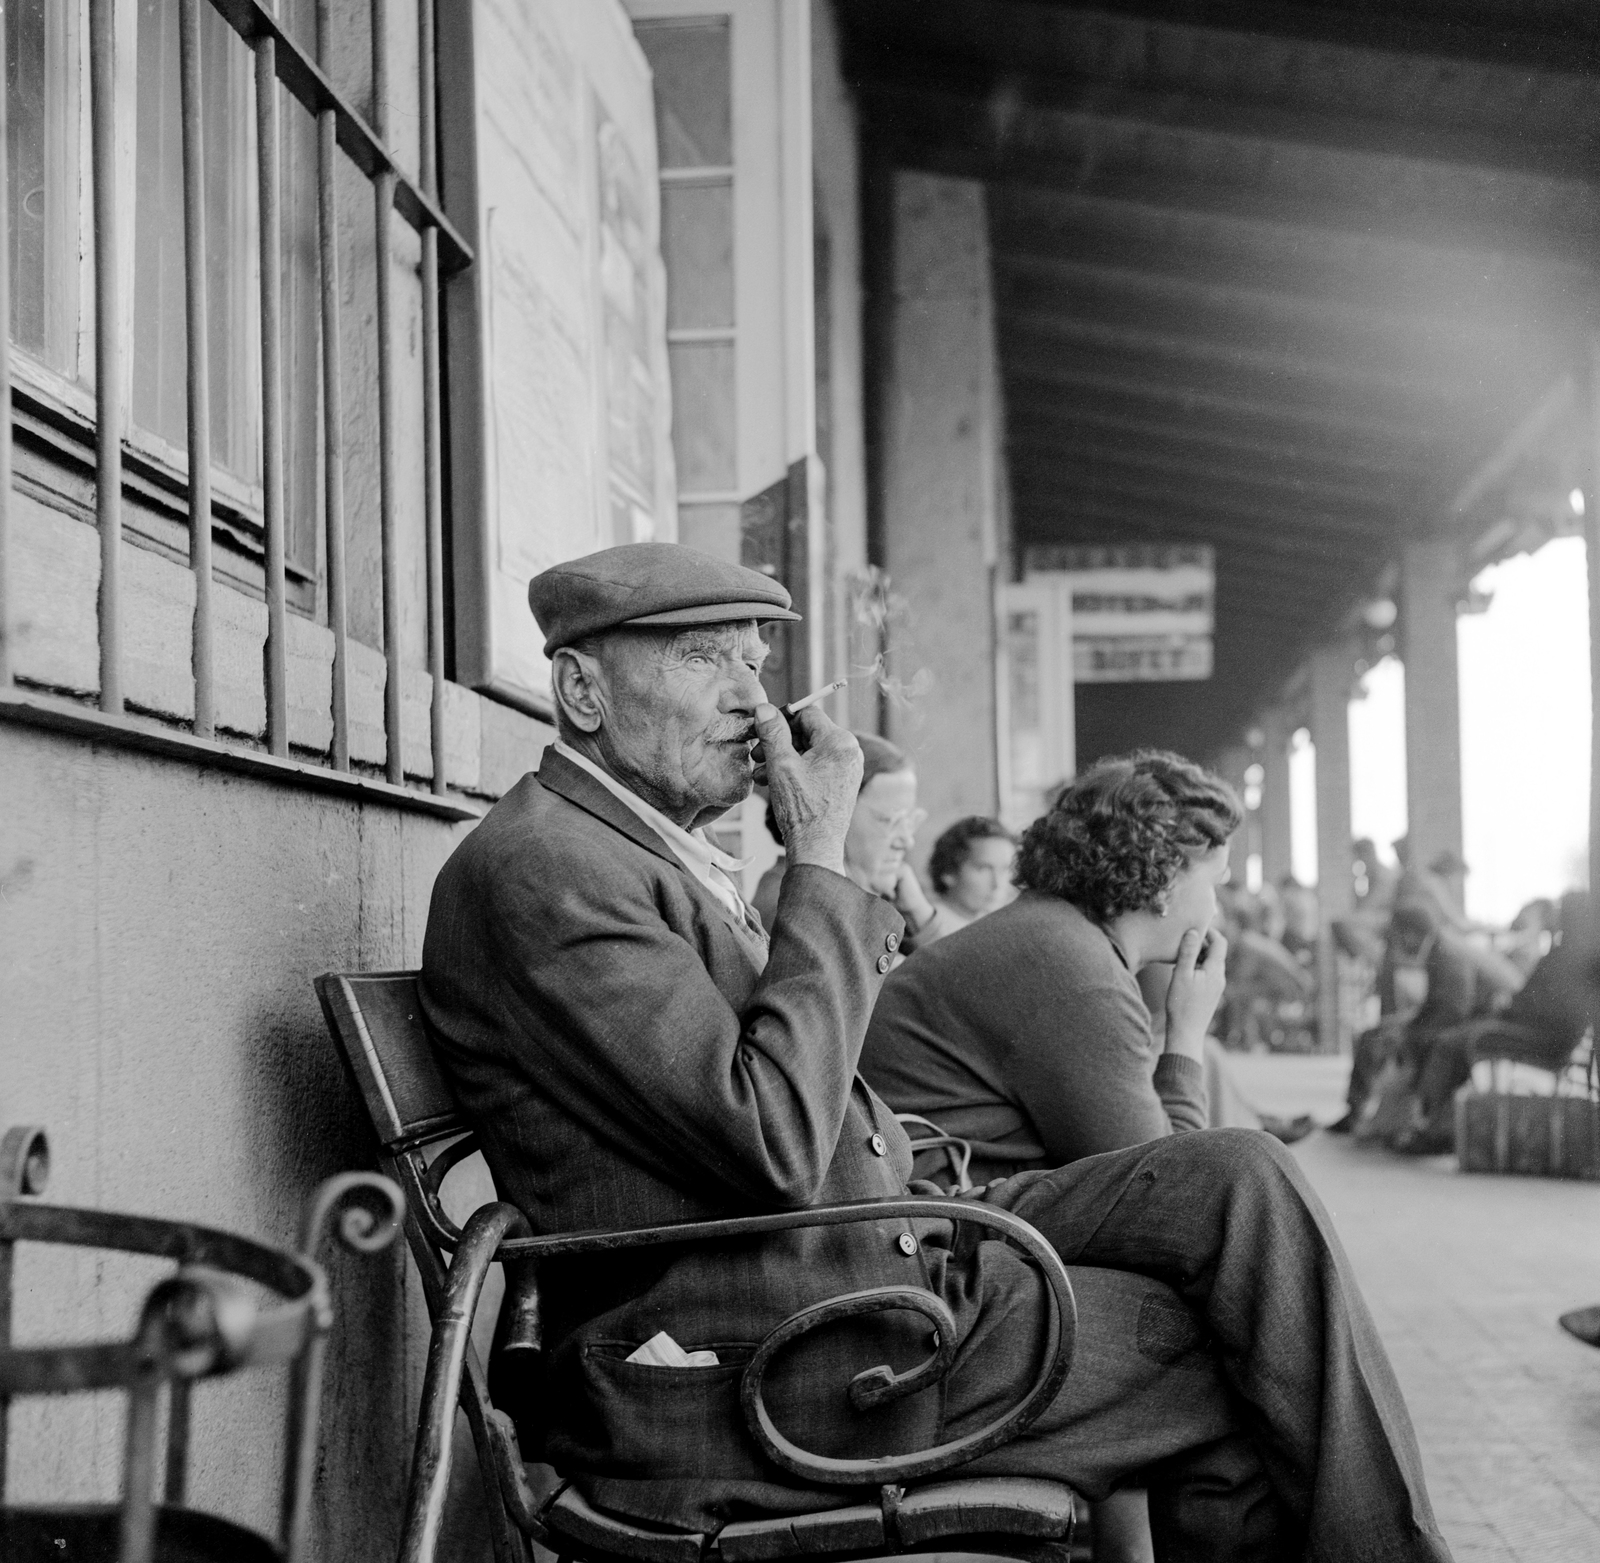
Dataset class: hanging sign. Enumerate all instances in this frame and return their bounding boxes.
[1024,544,1215,683]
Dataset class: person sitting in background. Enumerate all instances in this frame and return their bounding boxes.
[1503,897,1558,979]
[861,749,1236,1185]
[751,733,958,952]
[926,815,1018,930]
[1399,891,1597,1150]
[1332,900,1521,1136]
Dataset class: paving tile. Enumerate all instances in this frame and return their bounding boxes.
[1237,1055,1600,1563]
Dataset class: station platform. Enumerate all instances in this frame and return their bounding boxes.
[1231,1054,1600,1563]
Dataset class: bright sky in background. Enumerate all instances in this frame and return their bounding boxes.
[1289,725,1317,886]
[1291,537,1590,919]
[1457,536,1590,922]
[1336,536,1590,924]
[1348,656,1407,865]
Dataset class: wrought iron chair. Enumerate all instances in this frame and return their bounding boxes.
[0,1124,403,1562]
[316,970,1090,1563]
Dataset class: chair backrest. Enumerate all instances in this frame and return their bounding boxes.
[314,972,479,1256]
[316,972,463,1149]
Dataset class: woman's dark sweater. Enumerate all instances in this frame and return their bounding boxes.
[859,890,1207,1183]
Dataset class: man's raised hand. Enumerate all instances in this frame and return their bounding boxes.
[753,703,862,878]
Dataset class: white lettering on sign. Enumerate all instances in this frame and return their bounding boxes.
[1022,546,1215,682]
[1074,636,1214,683]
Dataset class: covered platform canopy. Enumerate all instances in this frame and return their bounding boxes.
[838,0,1600,766]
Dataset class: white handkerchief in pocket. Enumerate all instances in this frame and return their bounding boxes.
[625,1330,720,1368]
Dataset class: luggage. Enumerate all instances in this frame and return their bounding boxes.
[1456,1084,1600,1180]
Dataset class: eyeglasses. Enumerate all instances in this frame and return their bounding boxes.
[865,807,928,835]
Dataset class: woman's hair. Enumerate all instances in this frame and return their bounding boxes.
[1016,749,1242,921]
[766,731,911,846]
[855,732,911,791]
[929,816,1015,893]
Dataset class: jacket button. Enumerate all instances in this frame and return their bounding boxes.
[870,1133,888,1156]
[885,932,900,952]
[876,953,893,973]
[897,1232,919,1257]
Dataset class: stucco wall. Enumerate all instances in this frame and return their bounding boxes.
[0,719,558,1557]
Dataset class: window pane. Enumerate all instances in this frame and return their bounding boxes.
[635,21,731,169]
[133,0,258,477]
[132,0,319,572]
[668,340,735,493]
[662,182,732,330]
[7,0,77,373]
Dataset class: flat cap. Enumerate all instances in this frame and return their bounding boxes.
[528,542,800,655]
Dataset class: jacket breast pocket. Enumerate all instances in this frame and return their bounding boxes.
[578,1341,766,1479]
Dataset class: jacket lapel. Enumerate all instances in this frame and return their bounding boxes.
[537,750,770,968]
[537,749,684,871]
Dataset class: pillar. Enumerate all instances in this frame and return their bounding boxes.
[877,170,1005,849]
[1399,539,1465,874]
[1587,338,1600,906]
[1258,711,1293,887]
[1308,645,1354,1053]
[1213,744,1252,882]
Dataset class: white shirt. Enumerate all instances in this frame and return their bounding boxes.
[553,742,755,928]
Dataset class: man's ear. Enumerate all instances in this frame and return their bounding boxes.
[551,646,605,734]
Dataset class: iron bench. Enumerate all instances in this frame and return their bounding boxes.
[316,970,1089,1563]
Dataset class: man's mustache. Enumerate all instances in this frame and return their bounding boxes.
[707,719,758,744]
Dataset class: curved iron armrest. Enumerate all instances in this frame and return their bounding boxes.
[400,1197,1076,1561]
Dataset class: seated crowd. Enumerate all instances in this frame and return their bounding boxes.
[420,542,1462,1562]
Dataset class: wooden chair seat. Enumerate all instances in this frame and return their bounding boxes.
[0,1504,282,1563]
[543,1476,1082,1563]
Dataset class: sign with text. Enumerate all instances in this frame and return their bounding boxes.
[1025,545,1215,683]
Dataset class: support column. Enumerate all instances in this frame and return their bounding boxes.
[1213,743,1252,882]
[1258,711,1294,888]
[878,170,1005,847]
[1399,539,1465,874]
[1586,338,1600,906]
[1309,645,1354,1053]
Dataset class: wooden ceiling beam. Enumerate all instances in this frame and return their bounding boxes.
[987,185,1597,324]
[838,0,1600,147]
[1015,473,1396,546]
[1002,309,1481,404]
[1006,359,1456,448]
[852,26,1598,185]
[1007,434,1403,513]
[864,81,1600,270]
[1007,402,1422,480]
[994,256,1546,372]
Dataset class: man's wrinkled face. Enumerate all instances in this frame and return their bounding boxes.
[592,622,769,826]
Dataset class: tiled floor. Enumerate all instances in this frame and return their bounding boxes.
[1229,1053,1600,1563]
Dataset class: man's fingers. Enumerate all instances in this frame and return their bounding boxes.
[754,702,796,762]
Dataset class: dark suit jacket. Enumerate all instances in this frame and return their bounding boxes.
[422,753,1052,1529]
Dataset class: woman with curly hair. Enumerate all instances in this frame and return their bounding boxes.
[861,748,1241,1184]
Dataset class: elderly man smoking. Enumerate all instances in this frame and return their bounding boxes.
[421,543,1453,1563]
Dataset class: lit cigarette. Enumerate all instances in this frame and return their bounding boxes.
[782,678,848,717]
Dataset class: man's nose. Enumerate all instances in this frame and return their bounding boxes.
[723,662,766,711]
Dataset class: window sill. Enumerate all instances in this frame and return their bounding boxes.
[0,687,486,823]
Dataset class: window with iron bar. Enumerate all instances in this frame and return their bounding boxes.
[0,0,481,820]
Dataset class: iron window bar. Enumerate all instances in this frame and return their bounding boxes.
[0,0,473,801]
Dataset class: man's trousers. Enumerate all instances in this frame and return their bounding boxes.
[941,1129,1453,1563]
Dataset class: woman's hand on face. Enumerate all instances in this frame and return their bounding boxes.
[1163,927,1228,1060]
[891,860,937,932]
